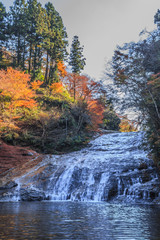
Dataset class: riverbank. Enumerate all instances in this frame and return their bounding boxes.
[0,141,39,176]
[0,129,118,176]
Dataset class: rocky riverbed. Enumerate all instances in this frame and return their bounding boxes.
[0,132,160,203]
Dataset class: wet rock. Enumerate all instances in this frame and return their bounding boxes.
[141,171,152,183]
[0,181,18,190]
[149,191,158,200]
[22,151,34,156]
[20,188,46,201]
[0,131,160,203]
[93,172,102,182]
[122,165,137,173]
[138,162,148,170]
[103,176,118,201]
[68,167,82,193]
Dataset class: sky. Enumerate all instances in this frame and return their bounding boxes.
[1,0,160,81]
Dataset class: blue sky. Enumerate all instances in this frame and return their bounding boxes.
[1,0,160,80]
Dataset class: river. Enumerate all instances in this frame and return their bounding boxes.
[1,201,160,239]
[0,132,160,239]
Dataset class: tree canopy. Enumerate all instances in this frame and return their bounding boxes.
[0,0,120,153]
[0,0,68,84]
[105,12,160,164]
[69,35,86,74]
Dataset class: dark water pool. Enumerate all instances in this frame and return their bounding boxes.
[1,201,160,240]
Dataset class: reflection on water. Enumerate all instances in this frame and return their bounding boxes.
[1,202,160,240]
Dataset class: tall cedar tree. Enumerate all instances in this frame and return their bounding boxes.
[9,0,28,68]
[0,2,6,41]
[69,35,86,74]
[44,2,68,84]
[0,2,7,64]
[26,0,44,76]
[4,0,68,84]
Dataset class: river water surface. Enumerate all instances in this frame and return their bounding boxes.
[1,132,160,239]
[1,201,160,240]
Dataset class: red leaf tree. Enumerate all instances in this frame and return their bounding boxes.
[0,67,37,110]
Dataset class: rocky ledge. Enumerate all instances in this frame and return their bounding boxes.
[0,132,160,203]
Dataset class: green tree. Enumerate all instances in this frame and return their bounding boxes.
[105,14,160,165]
[26,0,44,75]
[44,2,68,84]
[8,0,27,68]
[0,0,68,84]
[0,2,6,44]
[69,35,86,74]
[0,2,7,66]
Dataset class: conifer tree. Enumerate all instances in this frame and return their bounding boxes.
[26,0,43,75]
[9,0,27,68]
[0,0,68,84]
[0,2,6,64]
[44,2,68,84]
[0,2,6,43]
[69,35,86,74]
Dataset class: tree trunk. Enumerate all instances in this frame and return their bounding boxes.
[73,75,76,101]
[28,43,32,73]
[22,38,26,70]
[45,51,49,83]
[17,34,21,66]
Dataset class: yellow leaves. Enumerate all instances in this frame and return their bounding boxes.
[8,123,20,130]
[119,119,137,132]
[11,99,36,109]
[38,110,61,127]
[0,67,37,110]
[87,99,104,129]
[63,73,104,130]
[147,73,160,91]
[155,138,160,146]
[50,82,63,93]
[0,118,20,131]
[38,111,50,126]
[57,61,67,78]
[31,80,43,90]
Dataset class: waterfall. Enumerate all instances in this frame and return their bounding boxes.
[0,132,160,203]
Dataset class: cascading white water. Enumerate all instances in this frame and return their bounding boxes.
[0,131,160,203]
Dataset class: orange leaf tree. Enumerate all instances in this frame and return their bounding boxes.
[50,82,64,94]
[64,73,102,101]
[57,61,67,79]
[119,118,137,132]
[31,80,43,90]
[64,73,104,130]
[0,67,37,110]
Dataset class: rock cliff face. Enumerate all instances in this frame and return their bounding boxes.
[0,132,160,203]
[0,141,39,174]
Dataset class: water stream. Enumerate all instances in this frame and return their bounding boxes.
[1,132,160,239]
[1,202,160,240]
[1,131,160,203]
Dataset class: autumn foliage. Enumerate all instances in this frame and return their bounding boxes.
[119,117,137,132]
[87,100,104,130]
[64,73,104,130]
[0,67,37,109]
[31,80,43,90]
[0,67,112,152]
[0,0,117,153]
[57,61,67,79]
[50,82,64,93]
[64,73,102,100]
